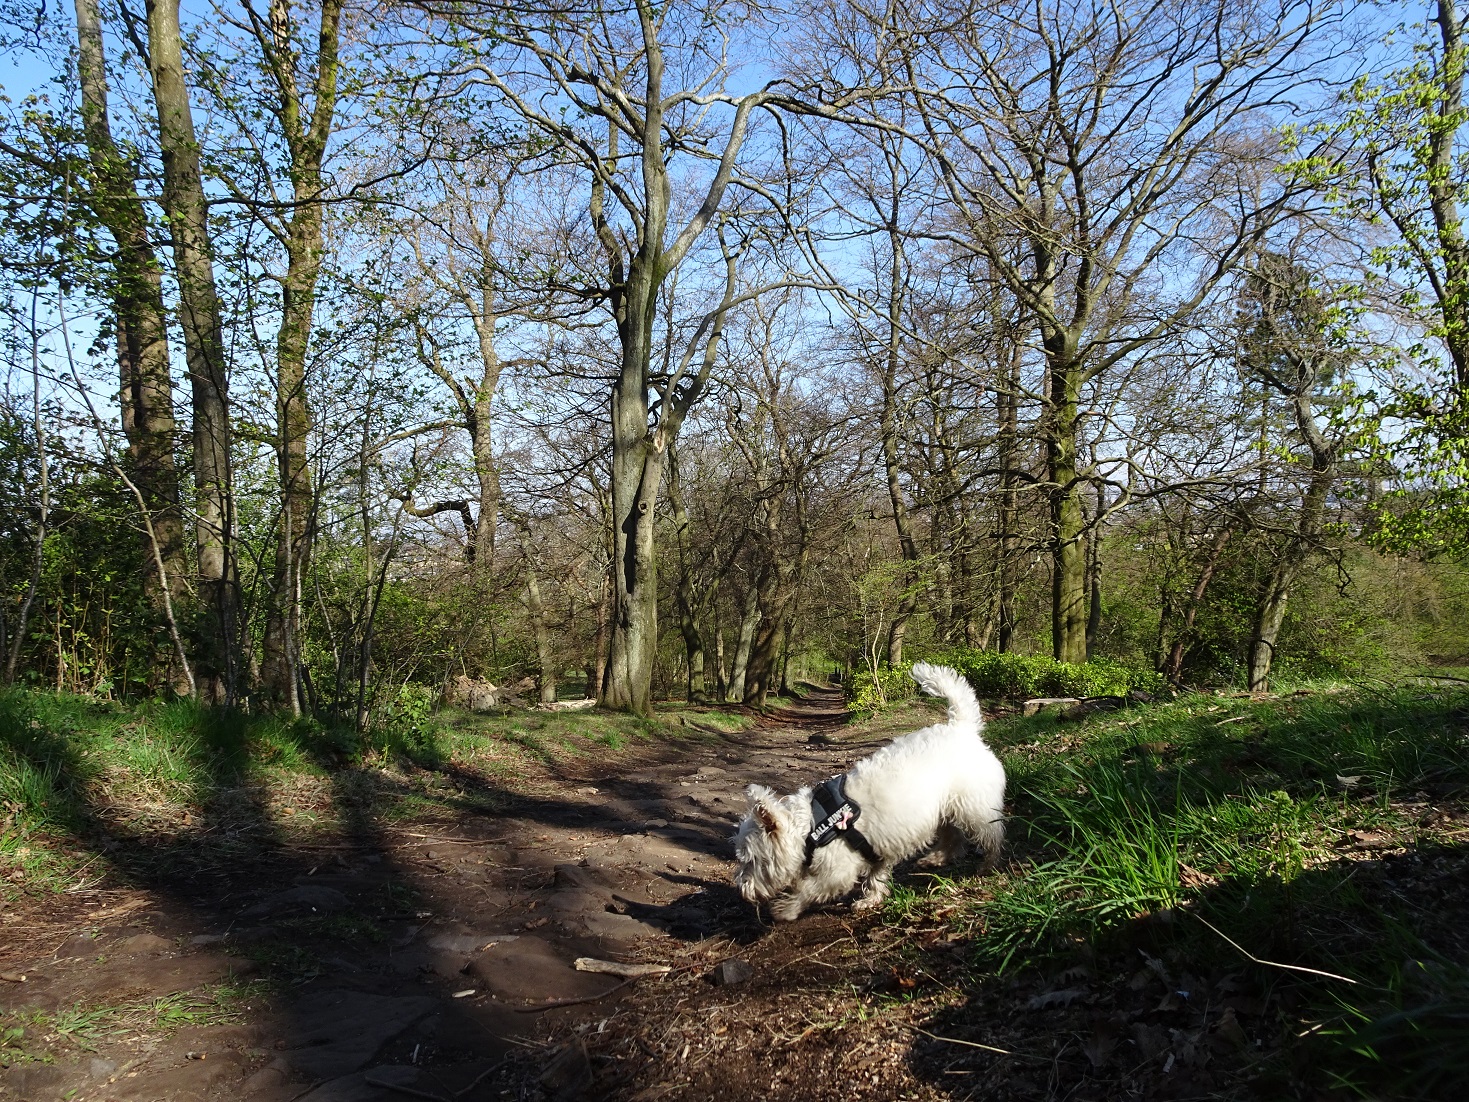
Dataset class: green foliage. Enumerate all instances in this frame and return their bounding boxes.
[0,406,162,696]
[847,650,1165,712]
[847,663,916,712]
[940,648,1165,699]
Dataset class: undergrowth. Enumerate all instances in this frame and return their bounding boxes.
[880,684,1469,1099]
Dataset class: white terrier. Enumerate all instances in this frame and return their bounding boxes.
[733,663,1005,921]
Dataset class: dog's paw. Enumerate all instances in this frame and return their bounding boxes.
[915,849,950,869]
[770,897,804,922]
[851,894,885,913]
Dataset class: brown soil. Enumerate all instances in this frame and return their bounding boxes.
[0,689,963,1102]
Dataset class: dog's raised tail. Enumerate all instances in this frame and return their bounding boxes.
[910,662,982,728]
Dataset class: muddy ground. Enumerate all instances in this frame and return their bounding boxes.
[1,689,1000,1102]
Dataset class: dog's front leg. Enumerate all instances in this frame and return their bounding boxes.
[852,863,894,912]
[770,880,829,922]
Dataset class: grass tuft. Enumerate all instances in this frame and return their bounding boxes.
[867,683,1469,1098]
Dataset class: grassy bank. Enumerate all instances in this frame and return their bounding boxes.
[0,690,751,898]
[876,685,1469,1099]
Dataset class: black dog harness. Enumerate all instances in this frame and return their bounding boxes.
[804,774,881,868]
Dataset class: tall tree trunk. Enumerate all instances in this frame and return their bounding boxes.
[667,446,709,702]
[1045,338,1088,664]
[1085,483,1105,658]
[744,543,809,707]
[516,525,557,704]
[1248,470,1330,691]
[257,0,344,713]
[602,275,663,715]
[469,311,503,572]
[713,600,728,701]
[144,0,239,702]
[879,225,921,666]
[74,0,188,689]
[728,583,760,702]
[995,326,1022,654]
[1429,0,1469,392]
[588,568,610,702]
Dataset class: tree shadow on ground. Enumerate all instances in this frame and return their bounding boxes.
[0,689,763,1101]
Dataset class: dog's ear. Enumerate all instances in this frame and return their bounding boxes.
[744,785,781,836]
[744,783,774,806]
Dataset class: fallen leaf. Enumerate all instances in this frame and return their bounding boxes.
[1214,1007,1249,1051]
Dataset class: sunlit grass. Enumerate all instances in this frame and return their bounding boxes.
[875,683,1469,1098]
[0,980,267,1065]
[0,687,753,900]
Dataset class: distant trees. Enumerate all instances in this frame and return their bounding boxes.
[5,0,1469,709]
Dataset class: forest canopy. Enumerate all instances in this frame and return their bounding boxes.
[3,0,1469,719]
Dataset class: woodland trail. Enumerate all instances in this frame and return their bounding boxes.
[1,687,938,1102]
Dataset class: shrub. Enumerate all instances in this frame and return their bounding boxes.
[847,663,915,711]
[937,649,1165,700]
[845,651,1165,710]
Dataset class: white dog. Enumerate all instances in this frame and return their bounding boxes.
[733,663,1006,921]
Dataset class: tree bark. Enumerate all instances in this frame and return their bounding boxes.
[879,224,921,666]
[1045,340,1089,664]
[667,447,709,702]
[995,326,1022,653]
[728,582,761,702]
[74,0,188,679]
[1248,468,1330,691]
[144,0,240,702]
[257,0,344,713]
[588,568,610,702]
[516,523,557,704]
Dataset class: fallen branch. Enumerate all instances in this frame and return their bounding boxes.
[361,1078,448,1102]
[574,957,671,978]
[1193,914,1359,984]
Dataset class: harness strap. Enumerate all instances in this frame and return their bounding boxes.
[803,774,882,868]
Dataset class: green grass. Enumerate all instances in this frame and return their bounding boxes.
[0,687,745,900]
[0,980,266,1066]
[877,684,1469,1099]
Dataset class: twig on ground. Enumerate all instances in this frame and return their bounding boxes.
[451,1057,512,1098]
[362,1061,511,1102]
[1193,914,1360,984]
[908,1025,1040,1060]
[361,1077,449,1102]
[514,976,638,1012]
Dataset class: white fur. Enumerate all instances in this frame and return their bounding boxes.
[733,663,1005,921]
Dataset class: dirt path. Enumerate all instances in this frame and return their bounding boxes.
[1,688,916,1102]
